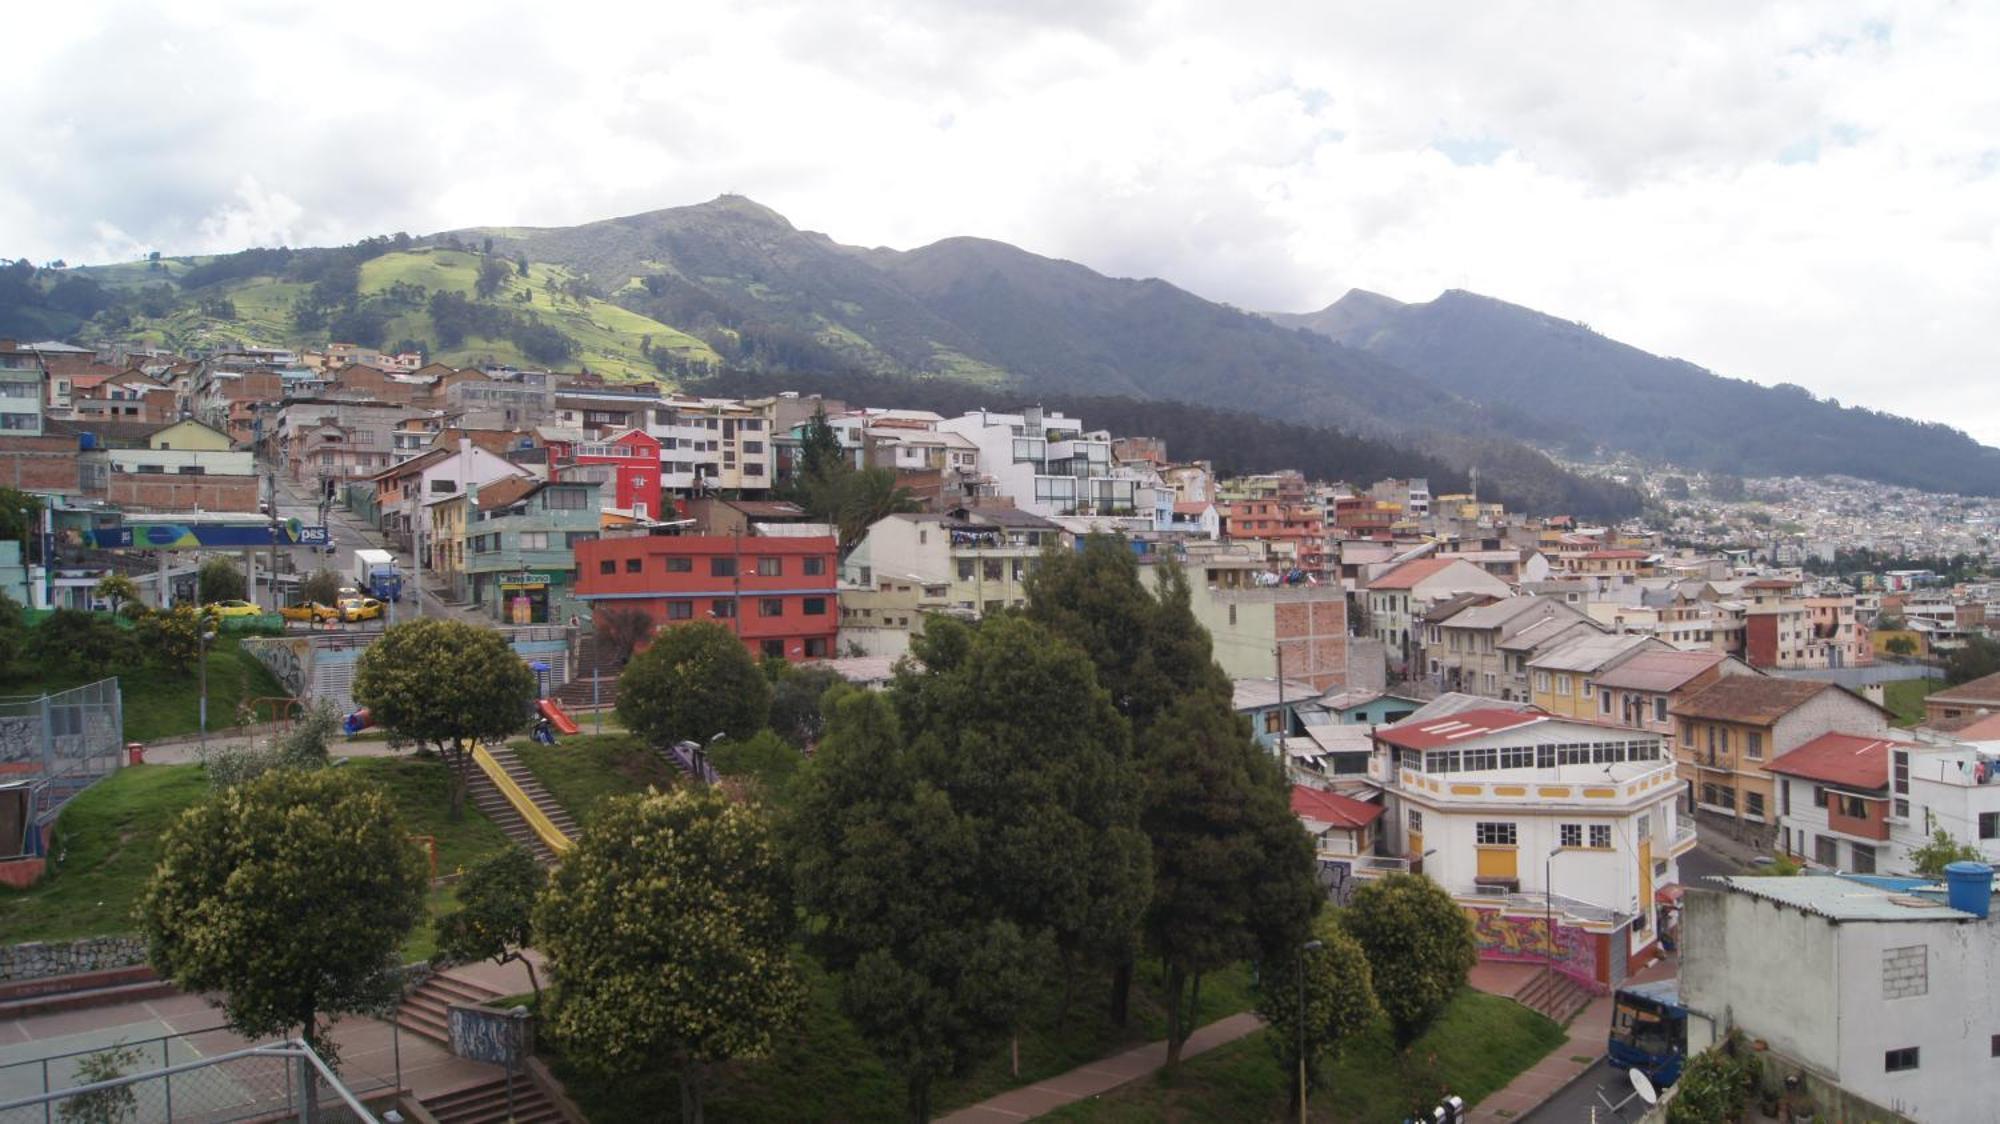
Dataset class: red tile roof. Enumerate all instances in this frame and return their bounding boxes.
[1925,670,2000,707]
[1290,786,1383,830]
[1583,549,1651,560]
[1373,708,1549,749]
[1366,556,1459,590]
[1763,732,1907,791]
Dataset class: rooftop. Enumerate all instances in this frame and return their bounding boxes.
[1764,732,1908,790]
[1594,649,1730,693]
[1926,670,2000,707]
[1527,632,1658,674]
[1709,874,1983,923]
[1231,678,1323,713]
[1403,692,1541,723]
[1373,708,1550,750]
[1365,556,1460,590]
[1670,676,1839,725]
[1290,785,1384,831]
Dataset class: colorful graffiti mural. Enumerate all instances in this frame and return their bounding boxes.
[1467,908,1599,987]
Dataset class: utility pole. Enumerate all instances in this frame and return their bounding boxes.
[266,469,281,612]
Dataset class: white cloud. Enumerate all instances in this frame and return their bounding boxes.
[5,0,1999,441]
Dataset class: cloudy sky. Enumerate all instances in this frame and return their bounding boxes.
[8,2,1999,441]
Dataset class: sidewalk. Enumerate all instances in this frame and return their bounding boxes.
[1464,951,1678,1123]
[936,1012,1264,1123]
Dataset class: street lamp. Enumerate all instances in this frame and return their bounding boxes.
[197,619,219,752]
[1297,937,1323,1124]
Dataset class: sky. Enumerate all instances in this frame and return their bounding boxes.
[7,1,2000,442]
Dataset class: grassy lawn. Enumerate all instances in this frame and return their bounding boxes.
[0,636,287,743]
[0,756,517,946]
[544,954,1257,1123]
[1044,990,1565,1123]
[509,733,681,825]
[0,765,208,943]
[1883,677,1941,727]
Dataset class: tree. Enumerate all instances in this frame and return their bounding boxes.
[791,689,1041,1121]
[1947,635,2000,686]
[615,620,770,749]
[515,252,530,277]
[58,1044,143,1124]
[827,467,919,555]
[1256,919,1380,1112]
[768,662,846,748]
[93,573,141,615]
[538,789,802,1124]
[0,488,44,560]
[1908,829,1983,877]
[28,609,137,678]
[1886,635,1917,656]
[1142,693,1321,1064]
[1873,613,1906,631]
[138,769,427,1063]
[474,257,511,300]
[301,568,342,607]
[436,849,546,999]
[481,236,495,257]
[1343,873,1478,1048]
[352,618,537,818]
[197,557,245,604]
[795,404,845,486]
[593,605,655,668]
[133,605,215,676]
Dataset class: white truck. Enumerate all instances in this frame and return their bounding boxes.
[352,548,403,602]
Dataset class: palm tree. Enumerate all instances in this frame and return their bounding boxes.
[835,468,920,557]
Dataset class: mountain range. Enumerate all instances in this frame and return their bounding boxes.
[6,193,1989,512]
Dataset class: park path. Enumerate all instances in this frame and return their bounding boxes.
[935,1011,1264,1123]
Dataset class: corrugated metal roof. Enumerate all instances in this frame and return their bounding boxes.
[1712,874,1981,922]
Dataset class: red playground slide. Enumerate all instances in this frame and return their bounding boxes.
[537,698,581,735]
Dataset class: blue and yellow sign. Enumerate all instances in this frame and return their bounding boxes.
[86,518,330,550]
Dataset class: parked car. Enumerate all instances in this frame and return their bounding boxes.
[204,600,262,619]
[279,602,341,623]
[339,597,384,623]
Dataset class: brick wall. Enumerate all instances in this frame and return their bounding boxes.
[0,439,82,493]
[1881,943,1928,999]
[107,474,259,512]
[1274,592,1349,692]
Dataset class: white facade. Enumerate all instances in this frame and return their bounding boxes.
[1903,743,2000,867]
[937,407,1154,518]
[1682,875,2000,1124]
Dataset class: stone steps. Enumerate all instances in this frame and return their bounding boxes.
[425,1075,564,1124]
[1513,967,1595,1026]
[396,972,504,1047]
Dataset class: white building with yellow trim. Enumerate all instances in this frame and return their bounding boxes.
[1371,708,1696,990]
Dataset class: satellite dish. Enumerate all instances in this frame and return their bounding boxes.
[1630,1066,1658,1105]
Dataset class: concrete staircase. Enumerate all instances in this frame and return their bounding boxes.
[553,634,618,712]
[464,745,577,864]
[1513,967,1595,1026]
[423,1074,565,1124]
[394,972,504,1047]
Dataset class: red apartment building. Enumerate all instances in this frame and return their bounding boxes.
[561,428,664,521]
[574,533,838,661]
[1222,500,1331,571]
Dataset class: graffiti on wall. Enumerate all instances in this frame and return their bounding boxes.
[244,638,313,698]
[1467,908,1599,986]
[1318,859,1355,906]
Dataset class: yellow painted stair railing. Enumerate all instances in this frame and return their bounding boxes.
[470,742,574,855]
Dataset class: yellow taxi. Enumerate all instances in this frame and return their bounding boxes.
[204,599,262,619]
[339,597,385,623]
[279,602,342,624]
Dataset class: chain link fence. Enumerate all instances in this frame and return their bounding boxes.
[0,1026,396,1124]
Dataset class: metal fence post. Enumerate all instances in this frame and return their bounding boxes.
[40,1057,50,1124]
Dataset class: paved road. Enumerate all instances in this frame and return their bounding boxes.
[1520,840,1749,1123]
[265,471,476,627]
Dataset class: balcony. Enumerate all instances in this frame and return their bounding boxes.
[1397,762,1678,807]
[1670,821,1698,857]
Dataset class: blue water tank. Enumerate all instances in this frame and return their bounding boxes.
[78,432,97,450]
[1944,860,1993,919]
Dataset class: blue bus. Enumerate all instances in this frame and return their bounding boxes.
[1608,979,1688,1087]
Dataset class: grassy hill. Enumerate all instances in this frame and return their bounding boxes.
[65,247,718,381]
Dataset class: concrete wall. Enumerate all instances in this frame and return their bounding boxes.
[1680,888,1841,1072]
[1828,917,2000,1123]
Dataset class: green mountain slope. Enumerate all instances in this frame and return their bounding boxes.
[1279,289,2000,495]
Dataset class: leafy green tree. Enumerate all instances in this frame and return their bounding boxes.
[474,257,511,300]
[1666,1030,1759,1124]
[1908,829,1983,877]
[29,608,137,677]
[93,573,142,615]
[133,605,214,674]
[1257,919,1380,1112]
[436,849,546,999]
[352,618,537,818]
[515,252,530,277]
[795,404,845,486]
[768,662,846,748]
[1344,872,1478,1048]
[58,1044,142,1124]
[1885,635,1917,656]
[893,615,1151,1005]
[300,568,342,607]
[1947,635,2000,686]
[1142,693,1321,1064]
[0,488,44,559]
[138,768,427,1062]
[791,689,1041,1121]
[615,620,770,749]
[710,728,805,804]
[538,788,802,1124]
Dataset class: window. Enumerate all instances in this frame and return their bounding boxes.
[1745,792,1765,820]
[665,556,693,573]
[1782,779,1792,816]
[666,601,693,620]
[1814,786,1827,809]
[519,532,548,550]
[711,600,736,619]
[759,598,784,617]
[711,558,736,577]
[803,557,825,576]
[958,559,975,580]
[1815,834,1838,866]
[804,637,829,658]
[1746,732,1763,759]
[803,598,827,616]
[762,639,785,658]
[1884,1047,1918,1073]
[1474,822,1518,846]
[1981,812,1999,841]
[599,560,615,575]
[1654,697,1669,723]
[430,478,455,493]
[1600,691,1613,715]
[1408,810,1424,833]
[1837,794,1868,819]
[1556,674,1572,697]
[1680,723,1693,746]
[1581,679,1594,698]
[1560,824,1583,849]
[742,441,764,454]
[624,558,642,573]
[1534,671,1551,692]
[757,557,782,576]
[743,464,764,476]
[566,532,597,548]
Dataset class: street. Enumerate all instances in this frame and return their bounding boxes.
[265,472,475,627]
[1517,840,1745,1123]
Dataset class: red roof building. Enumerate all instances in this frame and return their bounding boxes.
[1290,785,1384,830]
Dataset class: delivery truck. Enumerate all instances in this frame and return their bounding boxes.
[352,548,404,602]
